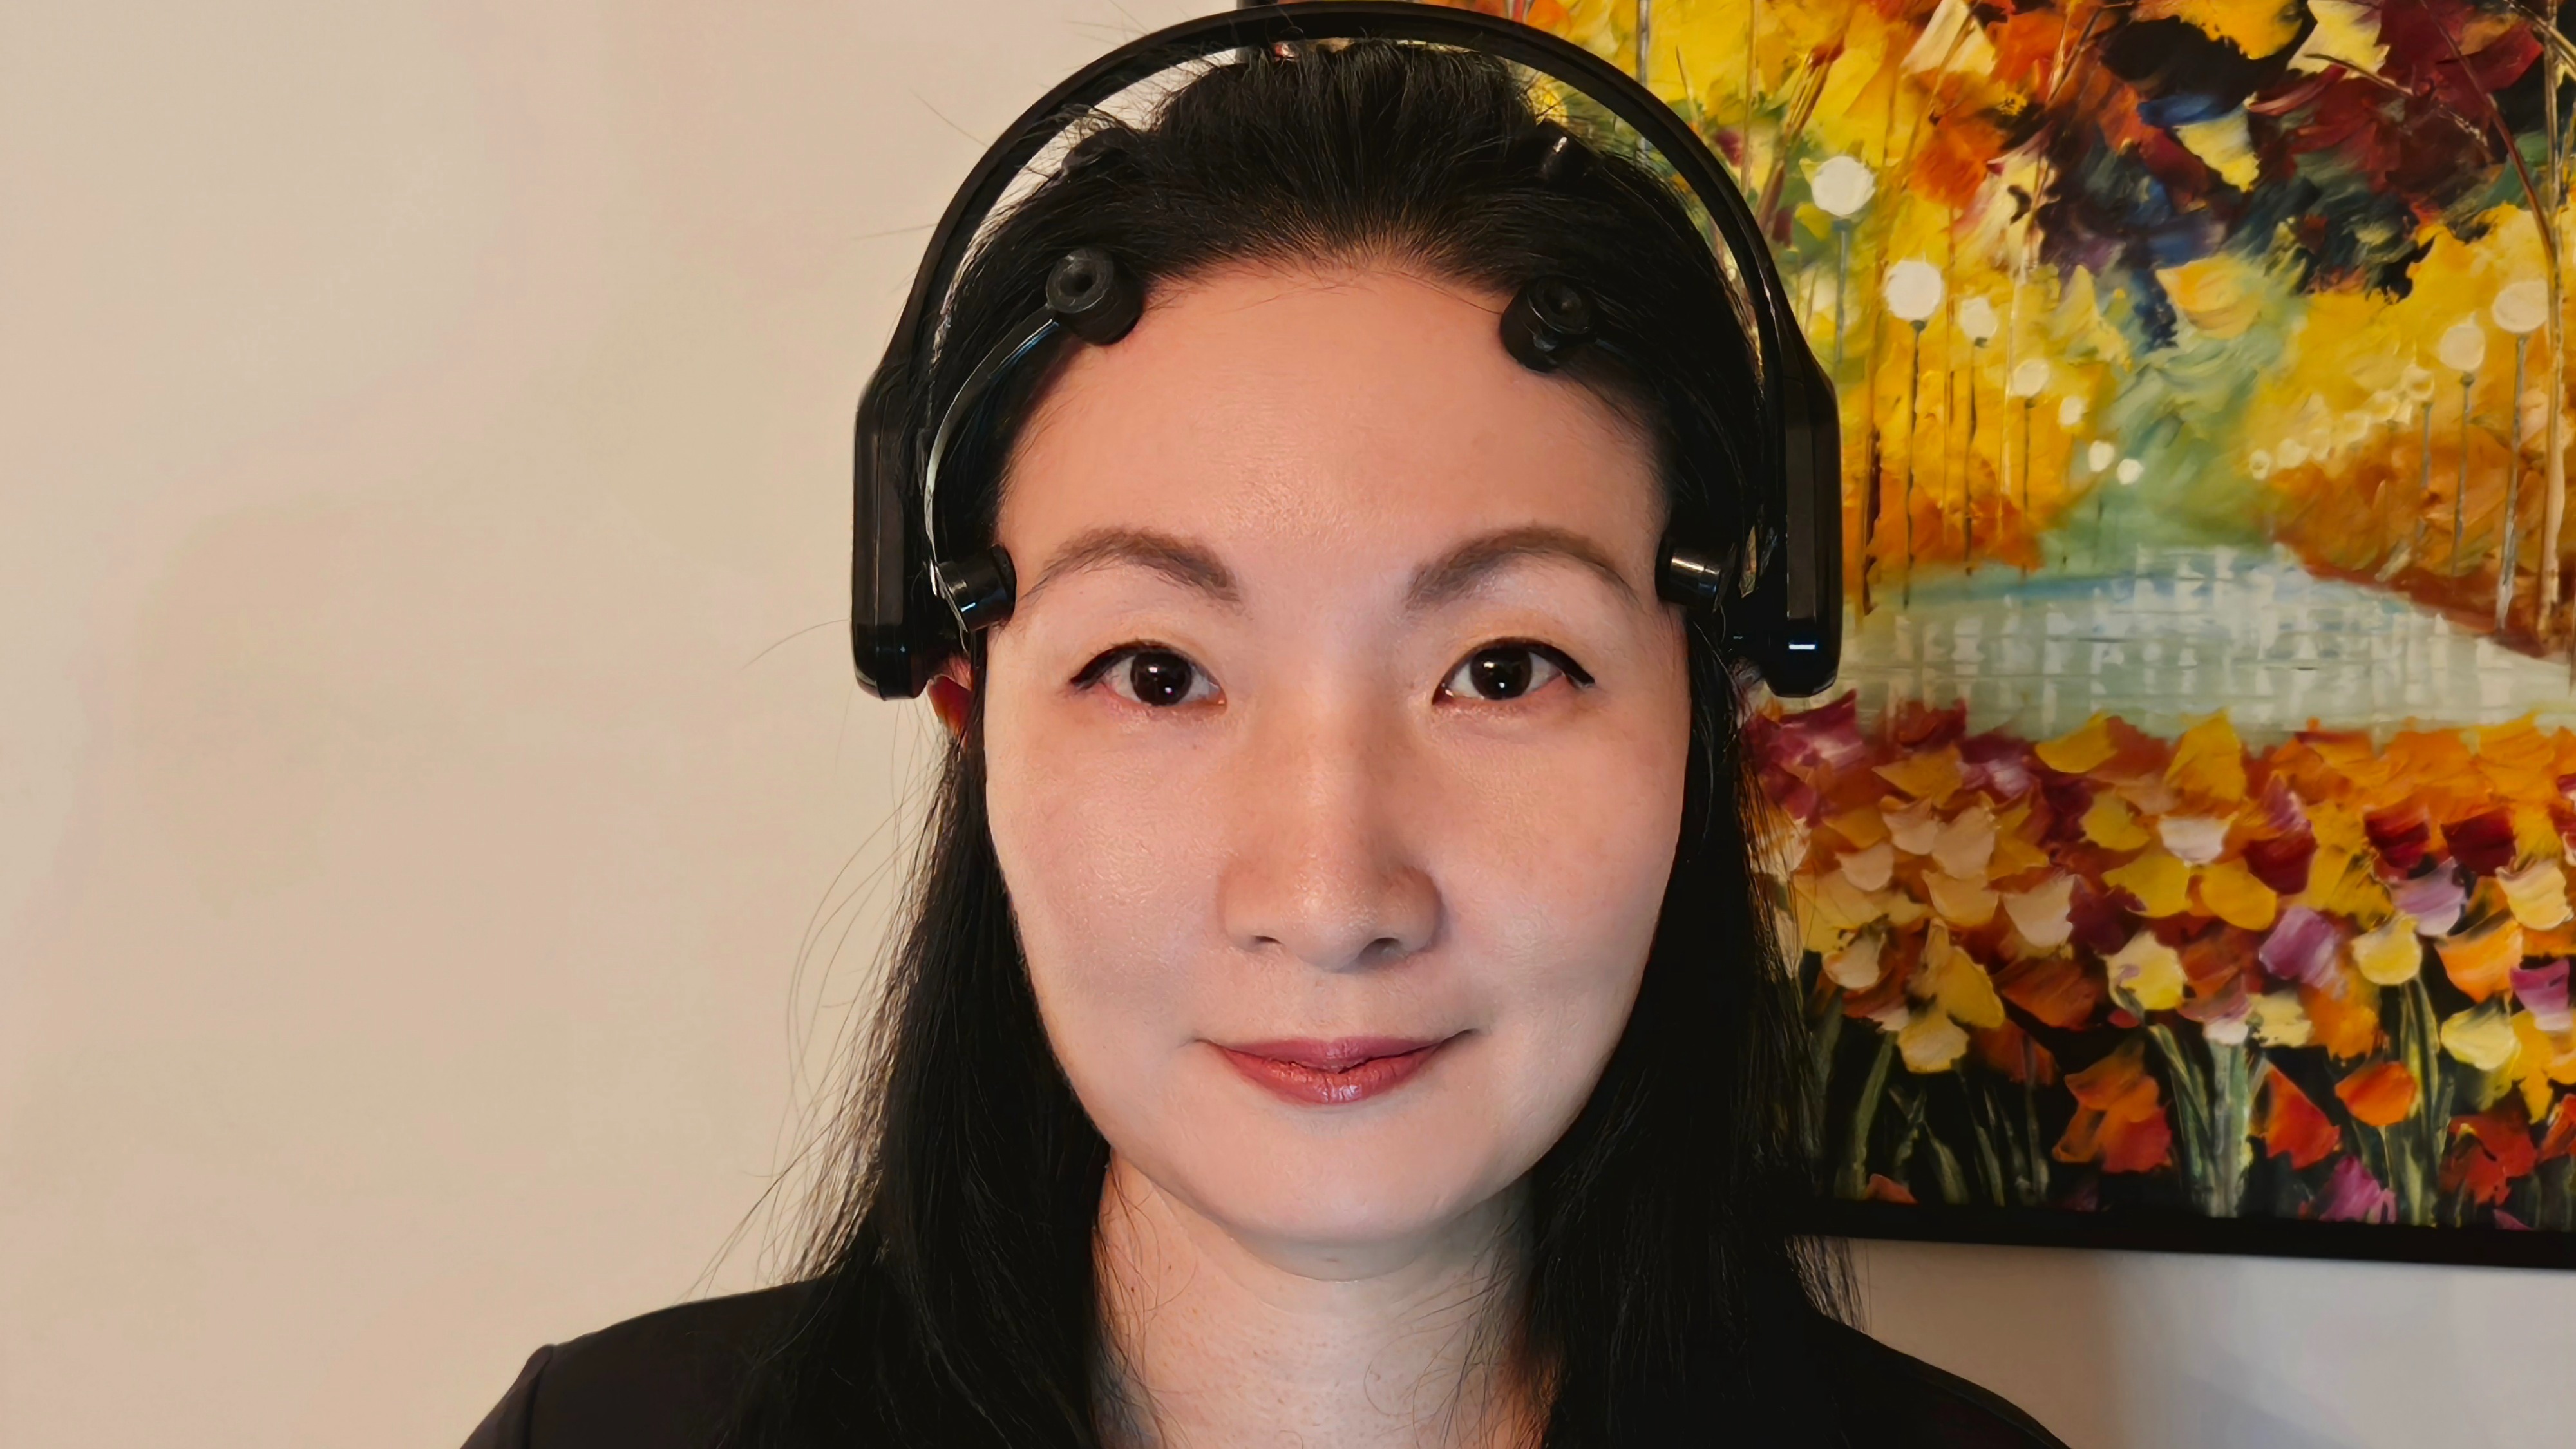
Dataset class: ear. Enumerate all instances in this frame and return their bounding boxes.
[926,654,976,740]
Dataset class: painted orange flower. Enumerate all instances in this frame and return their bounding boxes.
[1994,952,2102,1030]
[2054,1037,2173,1174]
[2299,974,2383,1060]
[2256,1064,2341,1169]
[2541,1099,2576,1163]
[2333,1061,2421,1128]
[1864,1174,1918,1205]
[1973,1020,2059,1084]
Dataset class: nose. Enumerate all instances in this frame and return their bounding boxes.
[1216,696,1441,973]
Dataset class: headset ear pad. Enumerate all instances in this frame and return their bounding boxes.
[1765,343,1843,696]
[849,368,936,701]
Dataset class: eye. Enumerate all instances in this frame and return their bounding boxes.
[1438,642,1593,703]
[1077,647,1220,708]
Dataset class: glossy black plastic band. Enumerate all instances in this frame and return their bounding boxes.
[855,2,1839,699]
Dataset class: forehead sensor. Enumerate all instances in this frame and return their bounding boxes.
[921,247,1144,634]
[1499,274,1745,616]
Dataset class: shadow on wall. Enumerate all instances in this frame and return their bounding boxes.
[1850,1238,2569,1449]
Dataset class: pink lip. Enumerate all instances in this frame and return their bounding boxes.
[1213,1036,1457,1106]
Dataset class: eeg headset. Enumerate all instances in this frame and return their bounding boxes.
[852,1,1842,701]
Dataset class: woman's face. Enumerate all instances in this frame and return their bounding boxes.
[981,263,1692,1274]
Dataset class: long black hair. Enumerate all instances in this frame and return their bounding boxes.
[738,39,1845,1448]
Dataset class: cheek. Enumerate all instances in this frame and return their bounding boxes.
[1439,699,1690,1097]
[981,685,1223,1065]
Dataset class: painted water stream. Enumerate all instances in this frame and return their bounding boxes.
[1820,545,2576,744]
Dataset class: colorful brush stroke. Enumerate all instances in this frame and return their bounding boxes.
[1426,0,2576,1254]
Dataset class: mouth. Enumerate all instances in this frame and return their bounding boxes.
[1212,1034,1461,1106]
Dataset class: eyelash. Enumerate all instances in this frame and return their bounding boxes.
[1072,639,1595,708]
[1437,639,1595,703]
[1072,644,1220,708]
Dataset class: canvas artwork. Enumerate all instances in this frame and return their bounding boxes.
[1430,0,2576,1263]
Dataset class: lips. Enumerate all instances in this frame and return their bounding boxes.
[1213,1036,1455,1106]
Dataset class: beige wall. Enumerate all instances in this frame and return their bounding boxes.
[1,4,2565,1445]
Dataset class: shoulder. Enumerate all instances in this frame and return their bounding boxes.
[1811,1315,2070,1449]
[461,1281,821,1449]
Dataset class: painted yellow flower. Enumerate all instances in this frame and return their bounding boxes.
[2105,931,2187,1014]
[1899,1010,1972,1074]
[2496,859,2571,931]
[2506,1012,2576,1119]
[2441,999,2521,1074]
[2251,992,2314,1048]
[1823,931,1888,992]
[2035,714,2119,774]
[2195,858,2280,931]
[2081,791,2154,851]
[2165,714,2249,807]
[1924,869,2001,928]
[2104,848,2193,918]
[1889,925,2007,1074]
[2349,913,2424,986]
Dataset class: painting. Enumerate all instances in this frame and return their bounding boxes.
[1428,0,2576,1264]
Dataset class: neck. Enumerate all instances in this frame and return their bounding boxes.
[1091,1154,1543,1449]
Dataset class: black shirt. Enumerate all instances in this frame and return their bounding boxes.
[463,1281,2068,1448]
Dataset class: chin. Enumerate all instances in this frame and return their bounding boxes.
[1162,1103,1523,1265]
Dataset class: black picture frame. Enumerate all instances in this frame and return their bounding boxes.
[1810,1198,2576,1271]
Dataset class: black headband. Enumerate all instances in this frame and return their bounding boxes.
[853,2,1841,699]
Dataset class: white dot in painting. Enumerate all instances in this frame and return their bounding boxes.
[1811,155,1875,218]
[2088,440,2116,472]
[1958,295,2000,343]
[2059,395,2088,428]
[2010,358,2050,398]
[2116,457,2145,485]
[1884,260,1944,323]
[2436,318,2487,373]
[2492,278,2548,336]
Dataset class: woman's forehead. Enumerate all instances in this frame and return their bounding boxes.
[999,261,1664,570]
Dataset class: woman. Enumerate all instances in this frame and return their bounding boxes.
[467,33,2063,1449]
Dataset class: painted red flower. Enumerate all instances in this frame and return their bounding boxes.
[2257,1064,2341,1170]
[2441,1103,2541,1207]
[2443,806,2519,876]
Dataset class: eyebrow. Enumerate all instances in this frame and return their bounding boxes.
[1021,526,1243,605]
[1405,526,1639,610]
